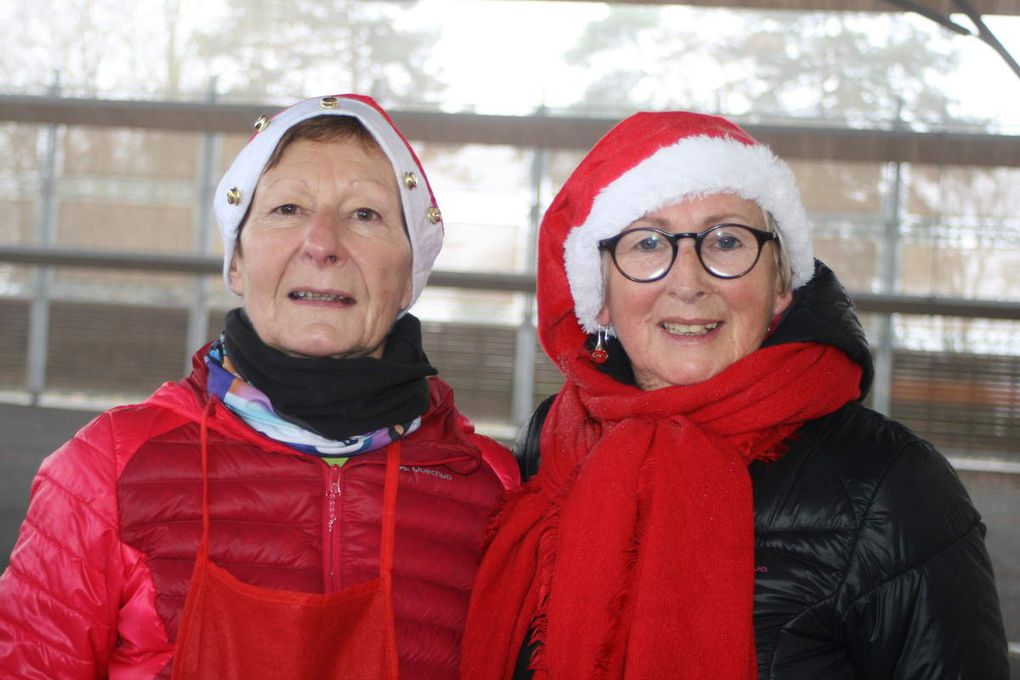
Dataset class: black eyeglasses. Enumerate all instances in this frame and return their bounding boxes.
[598,223,779,283]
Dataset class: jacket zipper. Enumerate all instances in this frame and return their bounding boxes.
[325,465,342,591]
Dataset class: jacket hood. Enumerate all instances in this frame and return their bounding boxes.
[762,260,874,397]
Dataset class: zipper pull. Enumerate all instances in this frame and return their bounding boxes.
[327,474,341,533]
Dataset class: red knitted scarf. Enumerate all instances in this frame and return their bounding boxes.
[462,342,862,680]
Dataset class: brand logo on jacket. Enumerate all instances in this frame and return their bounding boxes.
[400,465,453,481]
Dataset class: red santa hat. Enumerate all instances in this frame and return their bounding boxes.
[214,94,443,309]
[548,111,814,337]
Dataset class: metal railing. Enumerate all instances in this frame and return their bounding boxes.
[5,244,1020,320]
[3,94,1020,467]
[3,246,1020,470]
[2,94,1020,166]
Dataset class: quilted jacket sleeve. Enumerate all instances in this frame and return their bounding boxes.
[0,412,127,678]
[837,439,1009,679]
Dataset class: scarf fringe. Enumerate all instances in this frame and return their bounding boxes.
[528,455,649,679]
[591,448,653,678]
[592,512,642,677]
[526,462,575,676]
[525,519,554,675]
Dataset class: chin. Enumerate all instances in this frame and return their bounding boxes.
[271,334,360,359]
[637,363,727,390]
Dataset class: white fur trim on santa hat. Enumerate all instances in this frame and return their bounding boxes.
[214,95,443,310]
[564,135,813,334]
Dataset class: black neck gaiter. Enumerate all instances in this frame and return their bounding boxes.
[222,308,437,440]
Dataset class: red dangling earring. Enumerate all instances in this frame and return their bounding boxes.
[591,328,609,364]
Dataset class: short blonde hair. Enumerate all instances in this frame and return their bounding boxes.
[764,211,794,295]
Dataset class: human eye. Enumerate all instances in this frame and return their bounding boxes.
[705,226,751,252]
[622,229,668,254]
[271,203,300,217]
[353,207,381,222]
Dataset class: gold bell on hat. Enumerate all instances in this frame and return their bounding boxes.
[403,172,419,190]
[226,187,242,205]
[253,115,270,133]
[320,96,339,109]
[426,206,442,224]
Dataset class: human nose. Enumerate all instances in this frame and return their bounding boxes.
[663,239,709,300]
[302,212,347,265]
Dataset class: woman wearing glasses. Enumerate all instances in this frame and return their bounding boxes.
[461,112,1008,679]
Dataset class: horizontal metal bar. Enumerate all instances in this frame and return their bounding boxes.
[851,292,1020,320]
[427,269,535,292]
[0,244,537,291]
[1,95,1019,166]
[950,457,1020,474]
[3,244,1020,319]
[0,245,220,274]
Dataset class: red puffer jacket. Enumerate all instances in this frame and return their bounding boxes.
[0,351,518,679]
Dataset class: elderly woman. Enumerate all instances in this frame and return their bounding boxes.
[0,94,517,679]
[461,112,1008,679]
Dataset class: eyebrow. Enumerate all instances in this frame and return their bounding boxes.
[632,212,758,229]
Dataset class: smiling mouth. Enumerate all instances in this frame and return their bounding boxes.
[288,291,355,304]
[661,321,721,336]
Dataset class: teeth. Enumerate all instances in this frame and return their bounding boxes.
[290,291,352,303]
[661,321,720,336]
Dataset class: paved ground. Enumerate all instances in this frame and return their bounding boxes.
[1,402,1017,673]
[1,402,99,571]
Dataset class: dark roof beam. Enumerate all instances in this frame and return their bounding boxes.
[1,95,1018,167]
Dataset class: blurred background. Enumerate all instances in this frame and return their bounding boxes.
[0,0,1017,668]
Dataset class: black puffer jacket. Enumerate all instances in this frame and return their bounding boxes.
[514,263,1009,679]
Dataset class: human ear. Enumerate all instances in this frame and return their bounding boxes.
[597,298,612,327]
[227,252,245,297]
[400,275,413,312]
[773,286,793,316]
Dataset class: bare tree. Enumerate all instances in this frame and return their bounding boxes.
[189,0,443,105]
[564,6,968,125]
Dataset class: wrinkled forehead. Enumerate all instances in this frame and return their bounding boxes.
[262,115,389,175]
[624,191,770,230]
[257,134,399,196]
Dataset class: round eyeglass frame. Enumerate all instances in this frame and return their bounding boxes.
[597,223,779,283]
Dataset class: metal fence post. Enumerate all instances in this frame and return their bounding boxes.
[25,74,62,405]
[873,104,905,416]
[511,108,547,427]
[185,78,220,373]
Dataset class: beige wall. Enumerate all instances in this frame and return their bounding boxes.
[790,159,883,213]
[0,200,35,243]
[64,129,199,179]
[906,166,1020,219]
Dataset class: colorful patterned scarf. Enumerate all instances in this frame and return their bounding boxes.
[206,339,419,458]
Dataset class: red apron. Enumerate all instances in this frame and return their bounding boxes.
[172,403,400,679]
